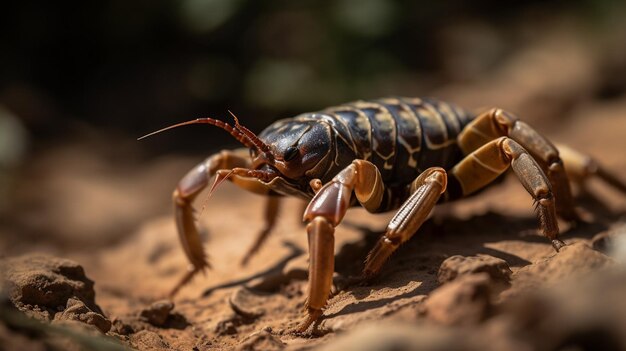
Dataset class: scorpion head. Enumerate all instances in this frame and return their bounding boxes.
[252,118,333,187]
[138,113,333,198]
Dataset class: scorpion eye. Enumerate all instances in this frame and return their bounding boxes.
[283,146,299,161]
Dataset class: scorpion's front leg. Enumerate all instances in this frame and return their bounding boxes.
[171,149,254,296]
[296,160,385,333]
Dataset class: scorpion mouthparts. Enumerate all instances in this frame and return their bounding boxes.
[209,169,236,197]
[210,167,281,196]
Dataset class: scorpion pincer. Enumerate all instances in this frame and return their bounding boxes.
[140,97,626,333]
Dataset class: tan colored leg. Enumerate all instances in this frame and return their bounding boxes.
[459,108,577,220]
[295,160,385,333]
[240,196,281,266]
[451,137,564,250]
[170,148,253,297]
[300,216,334,332]
[557,143,626,194]
[363,168,447,278]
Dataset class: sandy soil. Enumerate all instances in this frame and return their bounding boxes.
[2,25,626,349]
[2,96,626,350]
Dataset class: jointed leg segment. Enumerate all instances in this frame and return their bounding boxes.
[459,108,578,220]
[171,150,250,296]
[297,160,384,332]
[363,168,448,278]
[170,148,280,296]
[450,136,564,250]
[557,143,626,195]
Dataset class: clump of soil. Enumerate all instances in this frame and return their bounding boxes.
[0,254,110,333]
[3,211,626,350]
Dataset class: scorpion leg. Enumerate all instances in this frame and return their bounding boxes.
[557,143,626,194]
[459,108,578,221]
[363,167,448,278]
[296,160,385,333]
[170,149,251,297]
[450,137,564,250]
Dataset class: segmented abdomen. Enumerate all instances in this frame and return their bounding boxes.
[316,97,474,185]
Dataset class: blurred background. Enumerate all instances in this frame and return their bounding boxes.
[1,0,626,254]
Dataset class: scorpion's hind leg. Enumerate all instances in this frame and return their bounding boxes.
[363,168,448,279]
[450,136,564,251]
[295,160,385,333]
[557,144,626,195]
[170,149,251,297]
[459,108,578,221]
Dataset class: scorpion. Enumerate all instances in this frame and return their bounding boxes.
[140,97,626,333]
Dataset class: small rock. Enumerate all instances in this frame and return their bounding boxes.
[229,287,267,319]
[111,318,134,335]
[438,254,512,285]
[130,330,171,350]
[53,297,111,333]
[0,254,105,322]
[215,319,238,335]
[424,273,493,326]
[212,313,244,336]
[140,300,174,327]
[235,330,285,351]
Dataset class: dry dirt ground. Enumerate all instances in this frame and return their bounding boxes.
[2,27,626,350]
[2,98,626,350]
